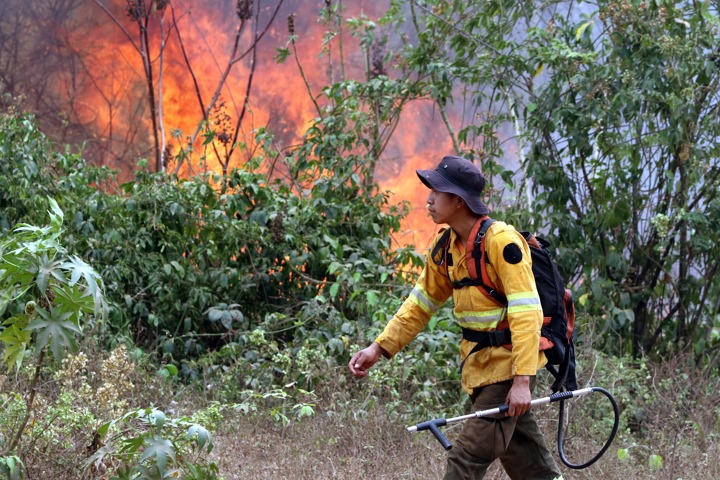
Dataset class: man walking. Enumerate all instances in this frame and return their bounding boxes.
[349,155,563,479]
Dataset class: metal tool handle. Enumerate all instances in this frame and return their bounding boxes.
[408,419,452,450]
[407,387,595,450]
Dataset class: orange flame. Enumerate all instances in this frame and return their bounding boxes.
[69,1,458,248]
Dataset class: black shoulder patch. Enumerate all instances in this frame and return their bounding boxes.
[503,243,523,264]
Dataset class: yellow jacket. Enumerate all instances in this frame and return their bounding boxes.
[375,220,547,394]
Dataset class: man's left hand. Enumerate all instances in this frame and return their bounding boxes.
[505,375,532,417]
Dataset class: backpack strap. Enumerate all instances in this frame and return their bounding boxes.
[466,216,494,282]
[451,217,506,306]
[435,218,516,373]
[461,327,512,349]
[546,341,576,392]
[430,228,453,267]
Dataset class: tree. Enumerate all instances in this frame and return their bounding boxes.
[393,0,720,360]
[273,3,431,190]
[92,0,285,174]
[381,0,548,211]
[525,1,720,359]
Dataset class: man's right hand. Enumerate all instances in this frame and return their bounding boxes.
[348,342,385,377]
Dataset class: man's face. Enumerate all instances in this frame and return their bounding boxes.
[426,189,461,225]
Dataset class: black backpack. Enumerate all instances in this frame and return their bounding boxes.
[432,217,577,392]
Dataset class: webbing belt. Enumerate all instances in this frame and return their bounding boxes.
[459,328,512,373]
[461,327,511,348]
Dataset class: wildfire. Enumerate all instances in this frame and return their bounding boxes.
[55,0,466,249]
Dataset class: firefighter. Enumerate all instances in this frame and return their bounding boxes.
[349,155,563,480]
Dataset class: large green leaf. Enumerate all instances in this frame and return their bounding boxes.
[26,305,81,361]
[139,435,176,476]
[47,197,64,229]
[36,254,64,295]
[61,255,101,295]
[186,424,213,452]
[51,284,95,322]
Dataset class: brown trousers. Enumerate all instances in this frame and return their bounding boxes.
[444,379,562,480]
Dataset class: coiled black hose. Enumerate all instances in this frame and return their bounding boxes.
[556,387,620,469]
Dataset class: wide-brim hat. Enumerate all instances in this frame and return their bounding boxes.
[416,155,489,215]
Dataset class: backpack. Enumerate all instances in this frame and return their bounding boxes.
[432,217,577,393]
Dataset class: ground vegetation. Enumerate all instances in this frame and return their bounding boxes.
[1,1,720,478]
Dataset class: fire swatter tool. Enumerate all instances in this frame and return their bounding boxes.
[407,386,619,469]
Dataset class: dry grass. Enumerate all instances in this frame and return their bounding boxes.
[211,413,446,479]
[210,399,720,480]
[209,354,720,480]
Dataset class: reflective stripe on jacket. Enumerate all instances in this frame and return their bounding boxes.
[375,220,546,394]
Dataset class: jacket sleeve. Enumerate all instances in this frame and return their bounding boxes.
[487,228,543,376]
[375,233,454,358]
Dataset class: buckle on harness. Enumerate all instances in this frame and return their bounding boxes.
[487,330,504,347]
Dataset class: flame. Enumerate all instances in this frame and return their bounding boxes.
[378,101,456,250]
[61,1,461,248]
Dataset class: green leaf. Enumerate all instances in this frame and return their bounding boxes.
[578,293,590,306]
[617,448,628,460]
[207,308,224,322]
[97,420,113,438]
[201,130,216,145]
[648,454,663,470]
[149,409,167,429]
[60,255,105,317]
[187,424,213,451]
[36,255,64,294]
[0,455,24,480]
[366,290,379,306]
[575,20,593,40]
[139,435,176,475]
[47,197,64,229]
[82,443,114,472]
[158,364,179,379]
[61,255,101,293]
[0,288,15,317]
[298,404,315,418]
[0,315,32,371]
[51,284,95,319]
[170,260,184,276]
[120,435,146,455]
[27,305,81,361]
[274,47,291,63]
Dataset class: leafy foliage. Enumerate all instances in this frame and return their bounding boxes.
[0,109,421,380]
[523,1,720,358]
[390,0,720,365]
[0,199,107,464]
[0,455,24,480]
[0,198,105,368]
[84,407,218,480]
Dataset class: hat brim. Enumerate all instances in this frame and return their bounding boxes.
[417,169,489,215]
